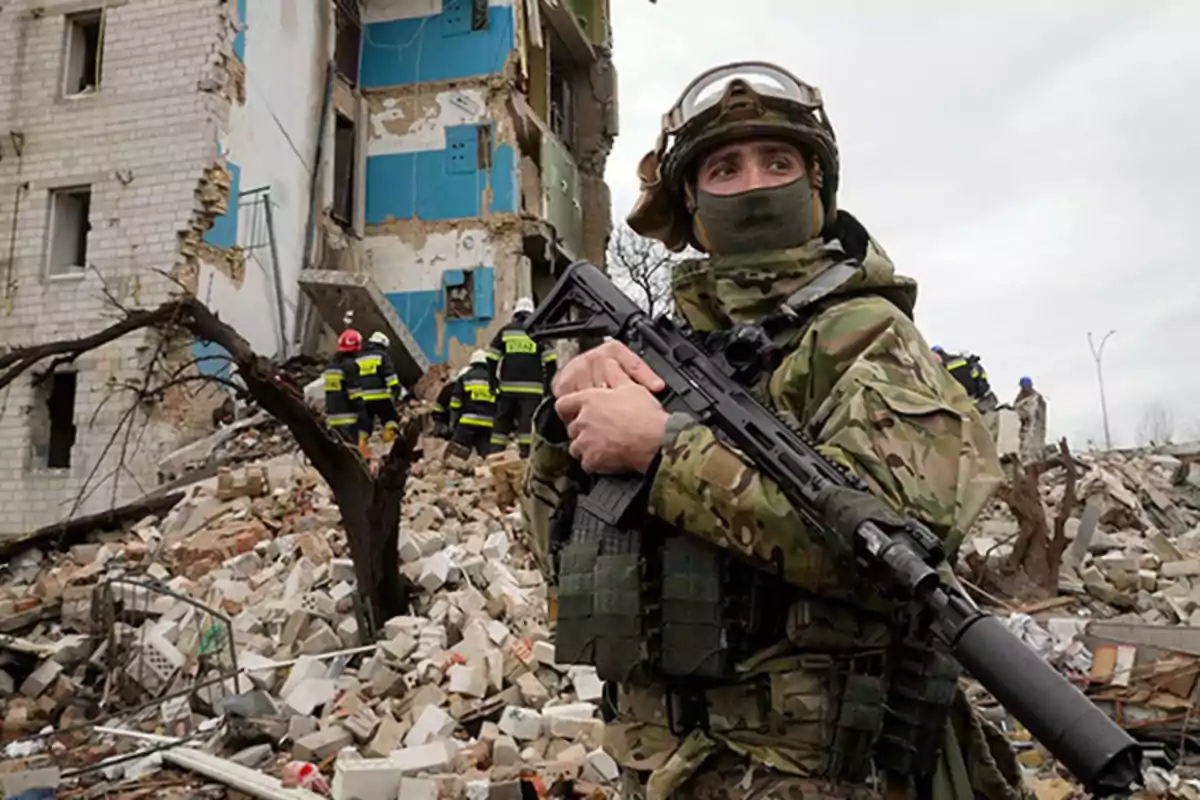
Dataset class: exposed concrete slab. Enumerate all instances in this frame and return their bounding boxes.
[299,269,429,385]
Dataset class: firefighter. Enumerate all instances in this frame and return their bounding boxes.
[324,329,369,459]
[356,331,403,442]
[449,350,496,456]
[485,297,557,457]
[431,377,457,439]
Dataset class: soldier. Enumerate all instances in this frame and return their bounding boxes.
[357,331,404,442]
[524,63,1029,799]
[1014,376,1048,464]
[324,329,369,460]
[486,296,558,457]
[449,350,498,457]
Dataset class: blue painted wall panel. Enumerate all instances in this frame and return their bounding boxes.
[192,341,233,378]
[233,0,246,61]
[204,161,241,248]
[364,127,517,224]
[360,6,514,88]
[383,267,496,363]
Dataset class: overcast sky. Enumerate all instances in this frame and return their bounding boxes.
[604,1,1200,449]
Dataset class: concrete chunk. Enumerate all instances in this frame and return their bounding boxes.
[498,706,542,740]
[405,703,456,747]
[391,741,459,774]
[294,725,352,762]
[367,714,411,758]
[20,660,63,698]
[448,663,487,698]
[398,777,442,800]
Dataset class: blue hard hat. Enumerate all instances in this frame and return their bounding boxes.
[1019,376,1033,388]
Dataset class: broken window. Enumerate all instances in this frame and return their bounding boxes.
[549,54,576,152]
[471,0,488,30]
[476,124,493,170]
[334,0,362,85]
[445,271,475,319]
[31,371,78,470]
[63,10,103,96]
[332,114,356,226]
[47,186,91,276]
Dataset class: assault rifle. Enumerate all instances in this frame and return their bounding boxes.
[525,260,1142,797]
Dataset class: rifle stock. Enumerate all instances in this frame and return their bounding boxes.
[526,261,1142,797]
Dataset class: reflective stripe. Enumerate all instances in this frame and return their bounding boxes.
[542,352,557,362]
[361,391,391,401]
[486,348,502,360]
[450,400,463,409]
[499,381,544,395]
[944,359,968,371]
[324,369,345,391]
[356,355,381,375]
[328,414,358,425]
[432,403,445,413]
[502,332,538,354]
[459,414,494,427]
[517,433,533,445]
[348,389,363,399]
[490,434,508,445]
[386,376,399,387]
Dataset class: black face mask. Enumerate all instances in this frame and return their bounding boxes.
[694,176,822,255]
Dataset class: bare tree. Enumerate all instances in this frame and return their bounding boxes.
[0,293,421,630]
[1137,402,1175,445]
[607,224,684,318]
[989,439,1079,597]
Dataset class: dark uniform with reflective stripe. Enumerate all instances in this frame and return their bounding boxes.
[450,362,496,456]
[323,352,365,444]
[942,352,997,410]
[486,314,558,456]
[356,342,401,436]
[431,379,456,439]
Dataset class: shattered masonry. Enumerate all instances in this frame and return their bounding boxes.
[0,1,341,537]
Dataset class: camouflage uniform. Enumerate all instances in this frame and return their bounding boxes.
[524,63,1031,800]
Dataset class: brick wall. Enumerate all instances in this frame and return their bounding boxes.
[0,0,234,536]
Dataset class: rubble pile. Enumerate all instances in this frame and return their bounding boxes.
[7,434,1200,797]
[959,448,1200,797]
[0,440,616,800]
[963,449,1200,621]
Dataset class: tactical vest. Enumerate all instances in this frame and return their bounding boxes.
[549,271,963,783]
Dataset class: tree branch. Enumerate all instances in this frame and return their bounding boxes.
[0,301,187,391]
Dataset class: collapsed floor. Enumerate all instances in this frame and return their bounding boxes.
[4,421,1200,798]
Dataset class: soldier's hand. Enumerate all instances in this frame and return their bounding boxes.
[551,341,665,398]
[555,361,668,474]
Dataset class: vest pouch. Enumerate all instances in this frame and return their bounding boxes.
[660,534,730,680]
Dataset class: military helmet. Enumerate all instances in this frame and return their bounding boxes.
[627,62,839,252]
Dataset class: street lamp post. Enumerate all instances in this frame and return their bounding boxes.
[1088,330,1116,451]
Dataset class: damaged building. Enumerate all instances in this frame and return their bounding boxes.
[303,0,617,366]
[0,0,615,537]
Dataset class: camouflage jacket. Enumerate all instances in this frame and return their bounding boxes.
[523,221,1021,800]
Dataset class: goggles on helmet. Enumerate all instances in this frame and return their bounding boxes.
[662,62,826,137]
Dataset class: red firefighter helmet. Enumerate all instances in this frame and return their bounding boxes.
[338,329,363,352]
